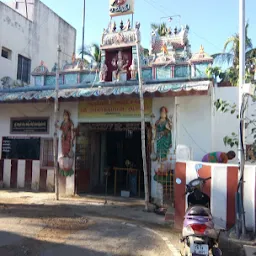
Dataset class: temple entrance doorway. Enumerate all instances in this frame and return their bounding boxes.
[75,123,151,198]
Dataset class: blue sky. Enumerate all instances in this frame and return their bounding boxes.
[41,0,256,57]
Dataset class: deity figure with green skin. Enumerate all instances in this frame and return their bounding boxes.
[153,106,172,162]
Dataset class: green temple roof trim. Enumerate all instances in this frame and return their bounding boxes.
[0,80,212,102]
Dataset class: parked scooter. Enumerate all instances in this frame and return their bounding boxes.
[176,166,222,256]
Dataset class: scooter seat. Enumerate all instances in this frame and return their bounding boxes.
[186,206,211,217]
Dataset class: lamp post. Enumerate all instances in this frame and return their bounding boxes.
[237,0,246,237]
[53,45,61,201]
[135,28,149,211]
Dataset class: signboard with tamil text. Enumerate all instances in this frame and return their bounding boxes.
[78,98,152,119]
[109,0,134,17]
[10,117,49,134]
[2,136,40,160]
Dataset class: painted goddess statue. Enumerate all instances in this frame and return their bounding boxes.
[153,106,172,162]
[58,110,75,177]
[60,110,75,157]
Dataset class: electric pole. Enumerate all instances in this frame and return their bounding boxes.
[53,45,61,201]
[81,0,86,60]
[238,0,246,237]
[135,28,149,211]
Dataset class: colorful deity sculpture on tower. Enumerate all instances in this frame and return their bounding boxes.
[112,51,129,81]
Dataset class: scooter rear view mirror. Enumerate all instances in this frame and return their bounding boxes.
[176,178,182,185]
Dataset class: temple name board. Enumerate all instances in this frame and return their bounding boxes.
[78,98,152,119]
[109,0,134,17]
[10,117,49,134]
[85,123,141,131]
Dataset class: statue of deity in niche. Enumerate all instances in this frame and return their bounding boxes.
[99,61,108,82]
[58,110,75,177]
[129,58,138,80]
[123,19,131,31]
[152,106,172,162]
[112,51,129,81]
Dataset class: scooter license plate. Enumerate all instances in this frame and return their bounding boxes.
[191,244,209,255]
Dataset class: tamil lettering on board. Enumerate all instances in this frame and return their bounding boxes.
[109,0,134,17]
[85,123,141,131]
[10,117,49,134]
[78,98,152,119]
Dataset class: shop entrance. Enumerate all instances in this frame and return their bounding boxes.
[75,123,151,198]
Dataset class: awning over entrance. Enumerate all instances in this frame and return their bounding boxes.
[0,80,211,102]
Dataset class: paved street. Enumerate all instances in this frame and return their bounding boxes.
[0,216,171,256]
[0,191,177,256]
[244,245,256,256]
[0,191,255,256]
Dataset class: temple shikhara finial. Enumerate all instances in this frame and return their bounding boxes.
[200,45,205,54]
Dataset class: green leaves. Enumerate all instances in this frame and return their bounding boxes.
[150,22,168,37]
[223,134,238,148]
[210,22,256,86]
[214,99,237,114]
[205,66,226,81]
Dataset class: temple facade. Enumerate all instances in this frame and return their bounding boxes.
[0,20,235,206]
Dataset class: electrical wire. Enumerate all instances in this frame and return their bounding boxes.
[142,0,223,53]
[181,123,207,154]
[143,0,170,16]
[19,3,51,56]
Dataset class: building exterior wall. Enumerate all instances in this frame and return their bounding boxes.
[175,161,256,233]
[0,102,77,193]
[176,95,212,161]
[212,87,239,154]
[151,87,254,205]
[6,0,35,20]
[0,86,251,198]
[0,0,76,82]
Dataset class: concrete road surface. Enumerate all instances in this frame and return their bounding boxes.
[244,245,256,256]
[41,218,171,256]
[0,201,174,256]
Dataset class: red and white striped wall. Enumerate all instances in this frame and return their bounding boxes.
[175,161,256,232]
[0,159,54,192]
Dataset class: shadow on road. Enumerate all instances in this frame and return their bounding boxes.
[0,201,172,256]
[0,200,168,229]
[0,230,119,256]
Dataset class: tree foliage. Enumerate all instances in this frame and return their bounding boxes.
[211,22,256,86]
[213,97,256,149]
[79,43,101,68]
[151,23,168,37]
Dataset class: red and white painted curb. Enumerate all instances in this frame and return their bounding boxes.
[0,159,54,191]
